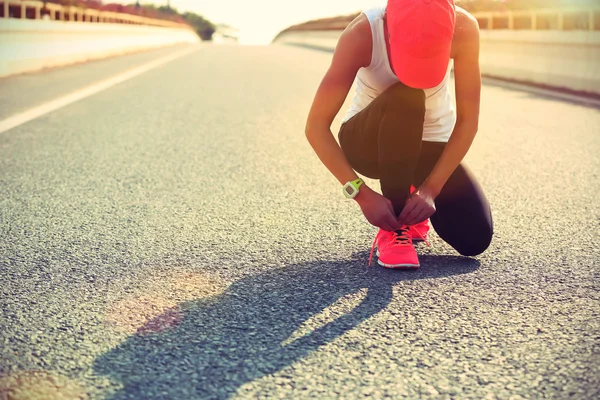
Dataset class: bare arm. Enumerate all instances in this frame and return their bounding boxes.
[305,16,401,231]
[304,16,369,186]
[422,15,481,197]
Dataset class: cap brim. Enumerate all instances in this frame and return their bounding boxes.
[390,46,451,90]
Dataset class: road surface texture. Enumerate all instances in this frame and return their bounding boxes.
[1,43,599,399]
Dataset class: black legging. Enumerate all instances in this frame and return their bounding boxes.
[338,81,493,256]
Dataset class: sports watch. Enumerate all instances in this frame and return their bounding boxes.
[343,178,364,199]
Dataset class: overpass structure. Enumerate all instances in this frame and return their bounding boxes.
[0,0,199,77]
[274,6,600,96]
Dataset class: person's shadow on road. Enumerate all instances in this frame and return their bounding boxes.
[94,252,479,399]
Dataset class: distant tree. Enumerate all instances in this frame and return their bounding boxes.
[156,5,178,16]
[182,12,216,41]
[46,0,216,39]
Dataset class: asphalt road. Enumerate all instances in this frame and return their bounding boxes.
[0,43,599,400]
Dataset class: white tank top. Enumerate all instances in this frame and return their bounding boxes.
[341,7,457,143]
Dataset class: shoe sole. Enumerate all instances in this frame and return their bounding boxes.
[375,251,420,269]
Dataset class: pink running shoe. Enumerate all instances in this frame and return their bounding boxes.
[411,219,430,242]
[369,227,420,269]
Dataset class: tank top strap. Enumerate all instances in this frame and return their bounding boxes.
[362,7,387,70]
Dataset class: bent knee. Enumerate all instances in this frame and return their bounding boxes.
[455,229,493,257]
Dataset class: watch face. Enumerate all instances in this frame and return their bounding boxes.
[344,183,358,198]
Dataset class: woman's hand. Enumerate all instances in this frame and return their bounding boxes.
[398,186,436,226]
[355,186,402,232]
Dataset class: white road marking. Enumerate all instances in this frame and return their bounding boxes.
[0,45,200,135]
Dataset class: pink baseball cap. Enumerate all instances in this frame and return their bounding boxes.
[387,0,456,89]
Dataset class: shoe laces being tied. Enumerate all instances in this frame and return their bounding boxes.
[392,227,412,245]
[411,224,430,247]
[368,226,429,267]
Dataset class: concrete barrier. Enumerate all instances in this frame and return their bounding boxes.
[0,18,199,77]
[275,30,341,53]
[479,30,600,95]
[274,29,600,96]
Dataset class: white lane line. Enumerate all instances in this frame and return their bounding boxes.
[0,45,200,135]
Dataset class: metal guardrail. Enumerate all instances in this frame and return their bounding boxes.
[0,0,190,29]
[472,8,600,31]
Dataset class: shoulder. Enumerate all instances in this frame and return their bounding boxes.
[455,6,480,35]
[334,13,372,69]
[451,6,480,59]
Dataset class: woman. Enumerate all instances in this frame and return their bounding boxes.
[305,0,493,269]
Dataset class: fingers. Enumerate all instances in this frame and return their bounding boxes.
[398,196,419,225]
[401,211,421,226]
[405,204,436,226]
[402,200,430,226]
[386,212,402,231]
[365,194,404,232]
[385,198,396,217]
[371,212,401,232]
[413,209,432,225]
[374,213,401,232]
[377,220,394,232]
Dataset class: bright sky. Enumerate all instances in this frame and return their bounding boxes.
[132,0,386,44]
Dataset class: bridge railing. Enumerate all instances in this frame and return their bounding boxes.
[0,0,190,29]
[472,8,600,31]
[277,6,600,36]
